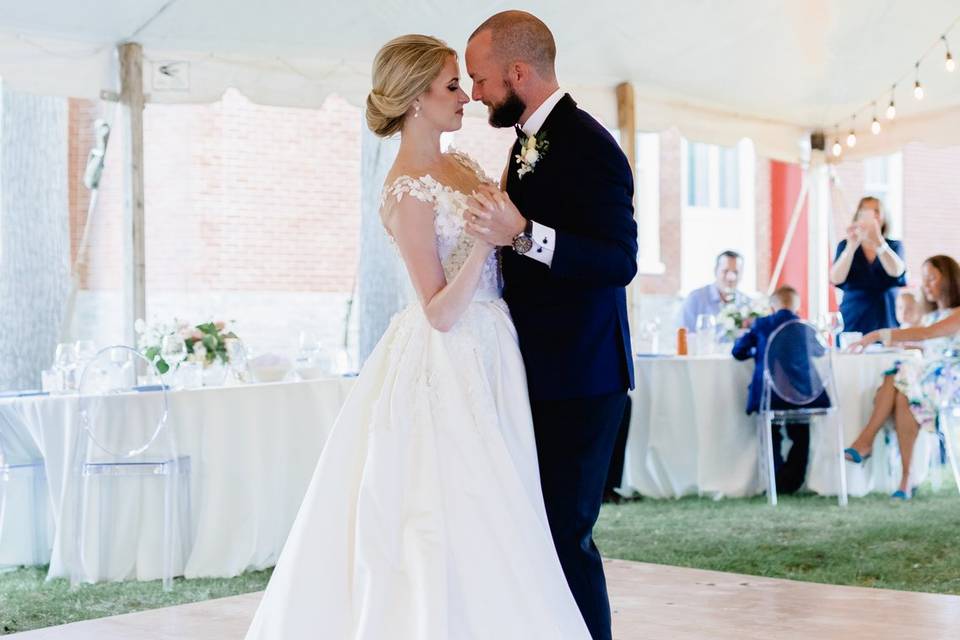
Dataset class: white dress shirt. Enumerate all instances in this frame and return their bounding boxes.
[516,89,564,267]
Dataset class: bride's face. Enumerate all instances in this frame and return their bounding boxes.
[418,56,469,132]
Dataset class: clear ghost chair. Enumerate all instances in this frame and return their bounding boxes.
[929,356,960,494]
[759,319,847,506]
[0,409,49,567]
[70,345,191,591]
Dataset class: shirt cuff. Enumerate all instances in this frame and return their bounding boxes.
[524,221,556,267]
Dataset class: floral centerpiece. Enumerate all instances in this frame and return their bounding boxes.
[717,298,769,341]
[135,318,238,374]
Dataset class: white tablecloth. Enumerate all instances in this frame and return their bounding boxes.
[1,352,935,577]
[622,351,934,499]
[0,378,354,578]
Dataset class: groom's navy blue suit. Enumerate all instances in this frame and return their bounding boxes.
[502,94,637,640]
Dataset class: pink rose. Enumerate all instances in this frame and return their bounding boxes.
[214,321,226,331]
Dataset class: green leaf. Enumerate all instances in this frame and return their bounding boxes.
[202,335,217,351]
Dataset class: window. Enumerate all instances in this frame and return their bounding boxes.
[863,153,903,239]
[680,138,756,294]
[686,141,740,209]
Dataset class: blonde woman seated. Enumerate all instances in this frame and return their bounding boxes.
[895,288,924,329]
[846,255,960,499]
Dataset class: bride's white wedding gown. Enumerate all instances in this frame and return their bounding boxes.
[245,151,590,639]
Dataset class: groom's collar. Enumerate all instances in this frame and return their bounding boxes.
[519,88,565,137]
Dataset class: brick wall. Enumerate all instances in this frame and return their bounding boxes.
[901,143,960,283]
[63,91,960,354]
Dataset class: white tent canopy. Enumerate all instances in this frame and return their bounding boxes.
[2,0,960,161]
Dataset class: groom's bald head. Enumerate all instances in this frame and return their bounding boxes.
[468,10,557,81]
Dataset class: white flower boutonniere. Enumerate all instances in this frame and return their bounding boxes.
[515,131,549,179]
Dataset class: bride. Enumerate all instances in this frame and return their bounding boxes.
[244,35,590,639]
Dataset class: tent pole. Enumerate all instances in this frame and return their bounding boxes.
[807,163,832,322]
[616,82,638,331]
[119,42,147,347]
[767,168,809,295]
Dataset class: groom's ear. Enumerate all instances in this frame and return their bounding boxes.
[507,61,527,85]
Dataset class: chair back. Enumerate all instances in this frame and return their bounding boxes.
[77,345,171,460]
[762,319,832,408]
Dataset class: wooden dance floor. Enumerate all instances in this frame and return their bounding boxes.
[12,559,960,638]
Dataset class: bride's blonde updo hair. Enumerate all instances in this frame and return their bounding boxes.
[366,34,457,138]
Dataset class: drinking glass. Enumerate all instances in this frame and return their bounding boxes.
[53,342,77,392]
[695,314,717,355]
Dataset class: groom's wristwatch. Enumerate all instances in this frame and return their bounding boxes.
[511,219,534,255]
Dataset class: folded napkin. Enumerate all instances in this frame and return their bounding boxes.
[0,389,50,398]
[132,384,170,392]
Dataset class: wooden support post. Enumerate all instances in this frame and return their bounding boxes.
[616,82,637,174]
[119,42,146,346]
[616,82,638,331]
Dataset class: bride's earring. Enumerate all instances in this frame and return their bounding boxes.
[413,102,421,118]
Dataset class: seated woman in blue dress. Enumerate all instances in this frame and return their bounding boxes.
[846,255,960,499]
[732,286,829,494]
[829,196,907,334]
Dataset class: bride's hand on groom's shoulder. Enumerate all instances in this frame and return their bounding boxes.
[464,184,526,247]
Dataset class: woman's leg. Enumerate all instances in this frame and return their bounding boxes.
[848,374,897,455]
[893,391,921,493]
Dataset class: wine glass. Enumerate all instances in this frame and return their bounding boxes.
[161,334,188,379]
[298,330,321,353]
[74,339,97,362]
[225,338,249,383]
[827,311,844,349]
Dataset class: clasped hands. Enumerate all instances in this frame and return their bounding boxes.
[463,184,526,247]
[845,218,883,249]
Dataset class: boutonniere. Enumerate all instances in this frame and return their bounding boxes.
[515,131,549,179]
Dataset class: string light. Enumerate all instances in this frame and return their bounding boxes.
[827,17,957,149]
[846,116,857,148]
[831,126,843,157]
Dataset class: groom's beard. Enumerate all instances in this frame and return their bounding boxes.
[487,86,526,128]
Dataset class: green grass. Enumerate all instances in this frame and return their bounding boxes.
[2,488,959,634]
[0,567,273,635]
[595,489,960,594]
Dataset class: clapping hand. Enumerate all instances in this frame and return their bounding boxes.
[845,224,861,247]
[464,184,526,247]
[857,218,883,249]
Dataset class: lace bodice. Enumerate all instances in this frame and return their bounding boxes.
[380,151,502,302]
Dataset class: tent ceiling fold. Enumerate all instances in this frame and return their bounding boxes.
[1,0,960,161]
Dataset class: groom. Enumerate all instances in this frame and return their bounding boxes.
[465,11,637,640]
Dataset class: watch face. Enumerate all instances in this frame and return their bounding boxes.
[512,234,533,254]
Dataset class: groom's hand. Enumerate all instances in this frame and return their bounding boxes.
[465,184,526,247]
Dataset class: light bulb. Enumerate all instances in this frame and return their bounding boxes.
[914,81,924,100]
[947,52,956,72]
[846,130,857,148]
[885,101,896,120]
[871,118,881,135]
[832,140,843,157]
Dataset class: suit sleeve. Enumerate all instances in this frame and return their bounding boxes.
[731,327,757,360]
[547,132,638,287]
